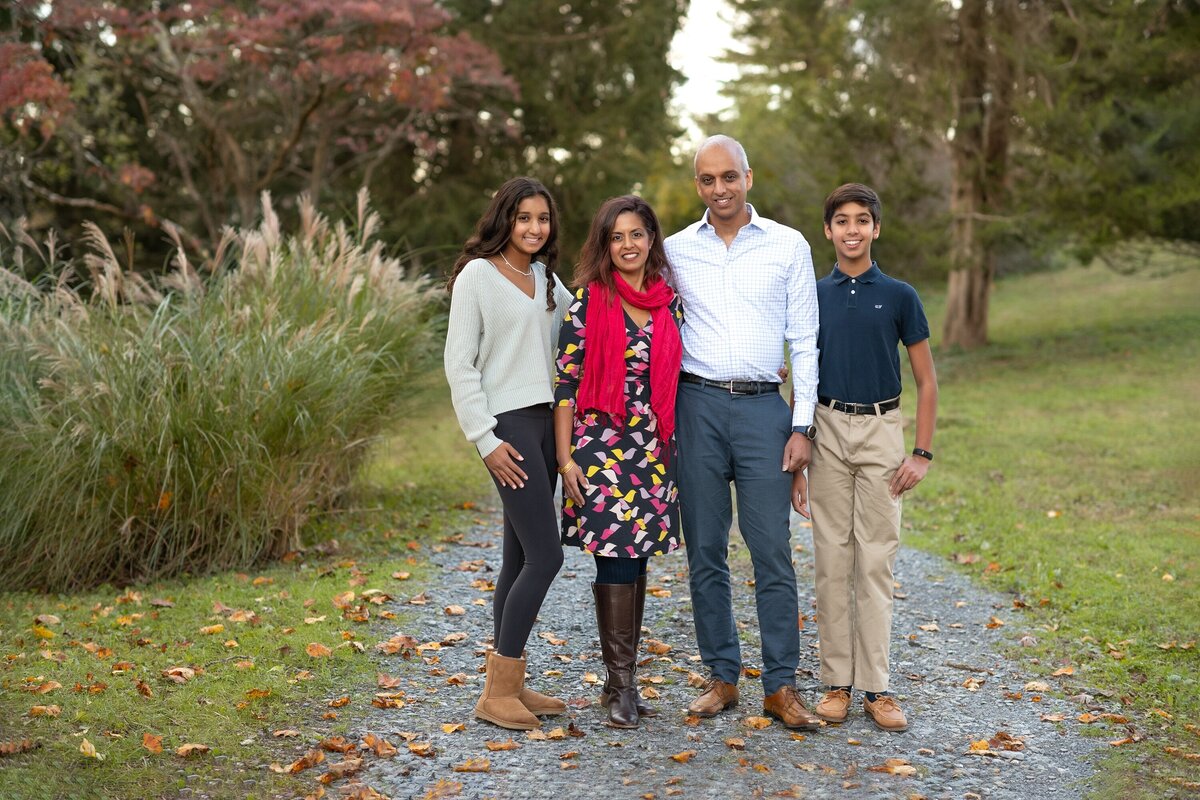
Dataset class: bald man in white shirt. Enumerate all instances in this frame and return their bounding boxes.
[664,134,821,731]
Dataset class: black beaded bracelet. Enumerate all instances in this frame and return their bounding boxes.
[912,448,934,461]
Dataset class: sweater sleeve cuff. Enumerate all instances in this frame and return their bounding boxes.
[475,431,503,459]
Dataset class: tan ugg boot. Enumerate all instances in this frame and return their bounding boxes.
[519,651,566,716]
[474,652,540,730]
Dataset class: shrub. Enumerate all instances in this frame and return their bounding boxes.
[0,191,438,591]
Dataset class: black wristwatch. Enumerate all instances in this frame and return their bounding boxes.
[912,447,934,461]
[793,425,817,441]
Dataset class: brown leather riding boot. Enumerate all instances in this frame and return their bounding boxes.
[593,582,639,729]
[598,574,657,718]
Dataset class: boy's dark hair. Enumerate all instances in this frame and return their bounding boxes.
[823,183,882,227]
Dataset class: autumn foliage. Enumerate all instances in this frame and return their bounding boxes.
[0,192,436,590]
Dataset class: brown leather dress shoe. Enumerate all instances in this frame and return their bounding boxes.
[762,685,821,730]
[687,678,739,717]
[815,688,852,723]
[863,694,908,732]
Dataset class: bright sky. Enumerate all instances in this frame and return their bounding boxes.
[668,0,741,146]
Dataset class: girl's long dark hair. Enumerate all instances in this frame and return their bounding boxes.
[572,195,671,292]
[446,177,560,311]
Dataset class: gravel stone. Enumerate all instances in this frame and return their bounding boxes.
[358,506,1101,799]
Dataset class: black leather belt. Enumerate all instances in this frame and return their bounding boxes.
[680,372,779,395]
[819,396,900,415]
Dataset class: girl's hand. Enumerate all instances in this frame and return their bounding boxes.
[560,462,589,506]
[483,442,527,489]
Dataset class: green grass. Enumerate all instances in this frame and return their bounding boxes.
[907,261,1200,798]
[0,390,491,800]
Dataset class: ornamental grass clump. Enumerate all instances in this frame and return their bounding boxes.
[0,191,437,591]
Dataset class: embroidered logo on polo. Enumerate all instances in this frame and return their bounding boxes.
[875,304,883,309]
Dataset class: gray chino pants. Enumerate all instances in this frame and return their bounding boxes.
[676,382,800,695]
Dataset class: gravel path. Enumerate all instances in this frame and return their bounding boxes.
[357,505,1102,799]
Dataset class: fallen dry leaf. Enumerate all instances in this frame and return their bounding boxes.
[28,705,60,718]
[305,643,333,658]
[142,733,163,753]
[328,696,351,708]
[1052,666,1074,677]
[80,738,103,760]
[743,716,773,730]
[1041,713,1066,722]
[725,737,746,750]
[377,673,402,689]
[0,739,39,756]
[273,729,301,738]
[453,757,491,773]
[162,666,196,684]
[671,750,698,763]
[318,736,356,754]
[538,632,567,646]
[361,733,398,758]
[198,624,225,636]
[407,741,435,757]
[868,758,917,776]
[444,605,466,616]
[644,639,672,655]
[176,743,210,758]
[441,723,466,734]
[486,739,521,751]
[286,748,325,773]
[317,757,363,784]
[962,677,985,691]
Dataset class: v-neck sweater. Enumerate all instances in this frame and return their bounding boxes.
[444,257,572,457]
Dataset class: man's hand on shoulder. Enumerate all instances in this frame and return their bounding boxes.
[782,432,811,472]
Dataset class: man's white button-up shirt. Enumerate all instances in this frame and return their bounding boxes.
[664,204,819,427]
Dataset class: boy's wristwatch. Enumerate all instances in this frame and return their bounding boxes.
[793,425,817,441]
[912,447,934,461]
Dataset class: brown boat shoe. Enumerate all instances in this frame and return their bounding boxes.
[815,688,852,723]
[863,694,908,732]
[762,685,821,731]
[687,678,739,718]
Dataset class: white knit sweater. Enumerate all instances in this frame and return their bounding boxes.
[444,258,572,457]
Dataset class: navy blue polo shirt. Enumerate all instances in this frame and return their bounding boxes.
[815,262,929,404]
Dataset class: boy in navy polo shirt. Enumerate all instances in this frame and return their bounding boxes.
[791,183,938,732]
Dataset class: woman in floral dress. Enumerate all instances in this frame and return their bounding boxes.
[553,195,683,729]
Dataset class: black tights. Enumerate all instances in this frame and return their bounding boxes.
[489,406,564,658]
[594,555,648,585]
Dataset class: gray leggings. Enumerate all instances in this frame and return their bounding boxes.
[488,405,564,657]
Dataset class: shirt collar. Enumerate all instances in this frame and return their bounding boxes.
[830,261,881,284]
[698,203,767,233]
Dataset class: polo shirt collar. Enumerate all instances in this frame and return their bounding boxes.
[830,261,881,284]
[699,203,767,233]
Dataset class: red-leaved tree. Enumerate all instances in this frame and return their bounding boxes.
[1,1,515,256]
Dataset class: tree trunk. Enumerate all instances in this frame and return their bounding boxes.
[943,0,990,349]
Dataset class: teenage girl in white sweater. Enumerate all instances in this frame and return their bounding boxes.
[444,177,573,730]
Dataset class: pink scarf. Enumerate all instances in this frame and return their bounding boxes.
[577,274,682,443]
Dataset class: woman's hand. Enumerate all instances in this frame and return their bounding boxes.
[483,441,527,489]
[560,462,589,506]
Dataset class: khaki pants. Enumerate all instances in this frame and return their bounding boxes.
[809,402,904,693]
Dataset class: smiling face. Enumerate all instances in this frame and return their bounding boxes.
[607,211,653,285]
[506,195,552,260]
[694,143,752,226]
[824,201,880,271]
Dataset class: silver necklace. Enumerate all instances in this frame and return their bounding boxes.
[498,251,532,277]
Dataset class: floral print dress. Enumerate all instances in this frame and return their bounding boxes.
[554,287,682,557]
